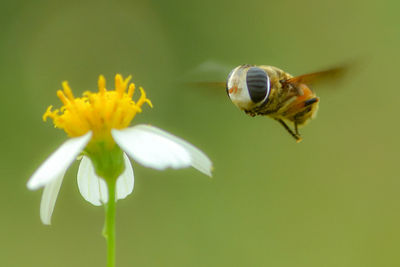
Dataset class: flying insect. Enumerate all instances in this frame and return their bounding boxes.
[222,64,347,142]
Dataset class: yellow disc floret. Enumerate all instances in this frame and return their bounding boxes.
[43,74,153,141]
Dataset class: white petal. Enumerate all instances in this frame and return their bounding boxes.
[77,156,108,206]
[77,153,134,205]
[27,132,92,190]
[141,126,213,177]
[112,125,213,176]
[40,172,65,225]
[116,153,135,200]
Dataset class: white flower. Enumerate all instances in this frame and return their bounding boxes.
[27,74,212,225]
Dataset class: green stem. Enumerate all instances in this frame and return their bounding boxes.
[104,180,116,267]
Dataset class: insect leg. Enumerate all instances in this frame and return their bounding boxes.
[304,97,319,107]
[276,119,302,143]
[294,121,299,136]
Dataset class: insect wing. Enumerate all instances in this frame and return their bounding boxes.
[188,82,226,88]
[285,65,349,87]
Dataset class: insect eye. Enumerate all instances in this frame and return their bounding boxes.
[246,67,270,103]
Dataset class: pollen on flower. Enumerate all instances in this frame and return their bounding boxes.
[43,74,153,140]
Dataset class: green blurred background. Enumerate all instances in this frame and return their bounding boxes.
[1,0,399,266]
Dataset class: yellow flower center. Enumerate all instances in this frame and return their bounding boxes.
[43,74,153,142]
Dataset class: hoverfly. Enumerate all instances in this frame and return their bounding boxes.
[222,64,347,142]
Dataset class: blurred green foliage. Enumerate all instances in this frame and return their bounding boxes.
[1,0,400,266]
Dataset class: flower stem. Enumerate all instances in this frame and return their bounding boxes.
[104,180,116,267]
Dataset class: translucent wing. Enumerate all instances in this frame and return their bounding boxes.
[180,60,232,96]
[188,82,226,88]
[285,64,350,87]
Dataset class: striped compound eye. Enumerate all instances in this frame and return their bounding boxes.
[246,67,270,103]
